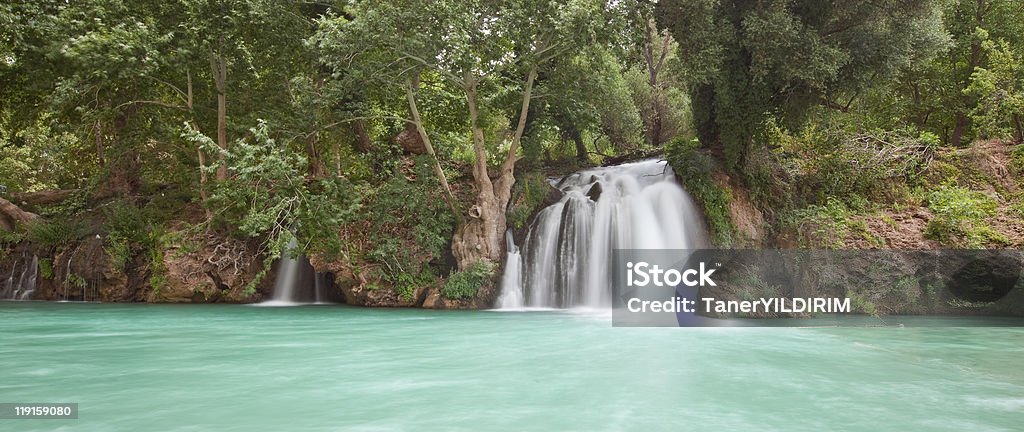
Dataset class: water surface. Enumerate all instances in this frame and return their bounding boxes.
[1,302,1022,431]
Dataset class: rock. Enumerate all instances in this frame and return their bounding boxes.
[586,182,603,202]
[421,288,443,309]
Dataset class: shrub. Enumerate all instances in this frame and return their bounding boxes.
[787,198,880,248]
[39,258,54,279]
[25,219,87,247]
[443,261,495,300]
[1011,144,1024,175]
[184,120,360,293]
[507,172,552,229]
[665,138,734,246]
[356,155,455,297]
[924,185,1006,247]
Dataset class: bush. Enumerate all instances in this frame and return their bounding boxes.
[357,155,456,297]
[1011,144,1024,175]
[442,261,495,300]
[924,185,1006,247]
[665,138,733,246]
[769,122,935,207]
[788,198,856,248]
[507,172,552,229]
[184,120,360,292]
[25,219,87,247]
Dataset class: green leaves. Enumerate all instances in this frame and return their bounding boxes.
[184,120,359,261]
[657,0,949,167]
[965,39,1024,141]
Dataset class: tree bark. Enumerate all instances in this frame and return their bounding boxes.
[0,196,39,230]
[9,189,77,208]
[94,120,105,165]
[405,80,460,219]
[952,0,990,146]
[210,47,228,181]
[643,18,671,147]
[1013,114,1023,144]
[186,70,212,220]
[352,118,374,153]
[452,67,537,270]
[951,112,969,147]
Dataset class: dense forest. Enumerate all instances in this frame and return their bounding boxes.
[1,0,1023,305]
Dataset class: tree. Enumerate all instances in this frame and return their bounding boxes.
[965,39,1024,143]
[315,0,608,269]
[656,0,949,168]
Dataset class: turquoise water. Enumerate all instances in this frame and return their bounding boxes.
[1,302,1023,431]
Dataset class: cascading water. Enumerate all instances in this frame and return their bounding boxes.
[265,238,302,305]
[262,238,335,306]
[2,252,38,301]
[498,159,707,309]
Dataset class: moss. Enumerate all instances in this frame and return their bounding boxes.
[665,138,734,246]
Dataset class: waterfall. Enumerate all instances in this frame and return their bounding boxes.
[2,253,38,301]
[498,159,707,309]
[496,232,523,309]
[266,238,302,305]
[262,238,333,306]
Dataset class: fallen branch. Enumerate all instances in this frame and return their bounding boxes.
[0,196,39,230]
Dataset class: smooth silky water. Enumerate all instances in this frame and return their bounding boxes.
[2,302,1023,431]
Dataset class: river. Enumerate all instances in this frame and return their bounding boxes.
[2,302,1022,431]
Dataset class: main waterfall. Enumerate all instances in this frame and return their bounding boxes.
[497,159,707,309]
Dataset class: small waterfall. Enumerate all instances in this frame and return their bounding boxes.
[267,238,302,305]
[496,232,523,309]
[262,238,334,306]
[2,252,38,301]
[499,159,707,309]
[62,246,79,302]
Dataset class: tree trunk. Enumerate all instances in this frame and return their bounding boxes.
[187,70,212,220]
[94,120,105,165]
[94,104,142,199]
[1013,114,1023,144]
[452,68,537,270]
[352,118,373,153]
[10,189,77,208]
[210,48,228,181]
[307,134,326,178]
[643,17,671,147]
[951,112,968,146]
[0,196,39,230]
[404,80,459,219]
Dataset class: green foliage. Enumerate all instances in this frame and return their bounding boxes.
[443,261,495,300]
[657,0,948,168]
[1012,145,1024,174]
[665,138,733,245]
[770,121,936,207]
[924,185,1006,247]
[38,258,54,279]
[964,39,1024,141]
[508,172,553,229]
[25,219,87,247]
[101,202,162,274]
[847,291,879,316]
[0,228,24,246]
[185,121,359,289]
[359,156,455,297]
[0,229,23,260]
[786,196,883,249]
